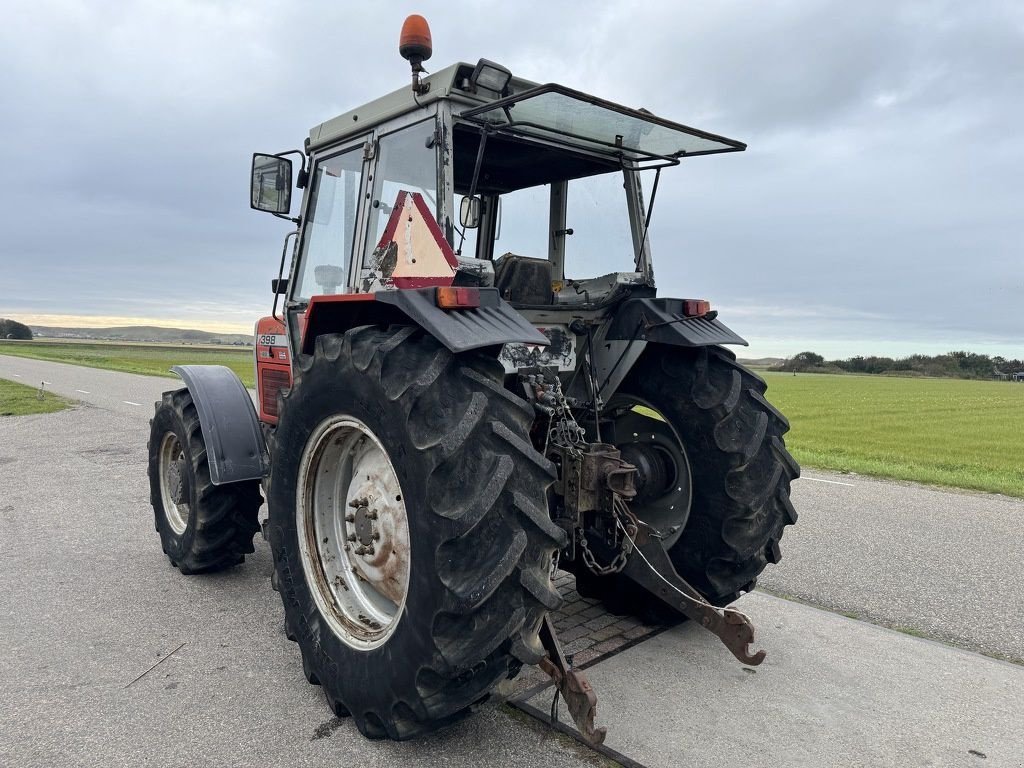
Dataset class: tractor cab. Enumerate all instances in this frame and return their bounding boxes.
[252,48,745,378]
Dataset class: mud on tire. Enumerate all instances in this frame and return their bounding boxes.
[147,389,263,574]
[267,326,564,740]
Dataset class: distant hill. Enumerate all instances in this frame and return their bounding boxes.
[739,357,785,368]
[30,325,252,346]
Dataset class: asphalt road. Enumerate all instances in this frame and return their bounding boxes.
[759,467,1024,664]
[2,355,1023,766]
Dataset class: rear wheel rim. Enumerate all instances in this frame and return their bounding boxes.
[607,395,692,547]
[158,432,189,535]
[297,415,411,651]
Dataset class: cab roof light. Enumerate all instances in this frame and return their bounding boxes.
[469,58,512,95]
[436,287,481,309]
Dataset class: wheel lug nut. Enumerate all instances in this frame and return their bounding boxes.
[367,509,378,520]
[347,534,357,542]
[354,546,366,555]
[372,531,380,541]
[345,514,355,523]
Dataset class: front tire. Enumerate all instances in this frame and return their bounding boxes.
[267,326,564,740]
[147,389,263,574]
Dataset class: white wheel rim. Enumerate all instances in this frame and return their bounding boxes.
[296,415,411,651]
[158,431,189,535]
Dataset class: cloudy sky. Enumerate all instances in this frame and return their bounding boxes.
[1,0,1021,358]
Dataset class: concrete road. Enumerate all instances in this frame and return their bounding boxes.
[2,355,1023,766]
[525,595,1024,767]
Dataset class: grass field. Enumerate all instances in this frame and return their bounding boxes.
[0,378,70,416]
[0,340,255,387]
[764,372,1024,497]
[2,340,1022,496]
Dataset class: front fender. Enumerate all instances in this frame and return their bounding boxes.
[171,365,268,485]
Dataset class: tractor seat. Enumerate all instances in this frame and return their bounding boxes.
[492,253,553,305]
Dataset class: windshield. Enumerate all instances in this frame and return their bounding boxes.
[461,84,745,162]
[453,123,643,287]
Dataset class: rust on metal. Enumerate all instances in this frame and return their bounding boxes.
[537,615,607,745]
[622,520,767,666]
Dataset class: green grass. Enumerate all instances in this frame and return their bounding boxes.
[0,378,70,416]
[763,372,1024,497]
[0,340,255,387]
[3,340,1023,497]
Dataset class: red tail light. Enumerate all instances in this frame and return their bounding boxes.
[436,287,481,309]
[682,299,711,317]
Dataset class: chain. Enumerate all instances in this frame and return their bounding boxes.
[537,375,637,576]
[543,375,586,458]
[578,496,638,575]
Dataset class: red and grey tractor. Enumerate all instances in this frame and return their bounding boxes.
[147,16,798,743]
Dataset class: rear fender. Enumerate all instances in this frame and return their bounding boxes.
[171,365,269,485]
[603,298,747,348]
[300,287,548,355]
[590,298,747,401]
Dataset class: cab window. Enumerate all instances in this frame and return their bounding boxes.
[295,147,364,299]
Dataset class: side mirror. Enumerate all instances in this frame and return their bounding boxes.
[251,154,293,214]
[271,278,289,295]
[459,196,481,229]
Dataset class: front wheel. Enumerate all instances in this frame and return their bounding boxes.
[147,389,263,574]
[267,326,565,740]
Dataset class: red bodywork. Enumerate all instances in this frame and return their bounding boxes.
[255,294,391,423]
[254,315,292,425]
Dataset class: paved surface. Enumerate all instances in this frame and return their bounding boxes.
[760,471,1024,663]
[0,354,212,417]
[2,355,1024,766]
[526,594,1024,767]
[0,403,599,768]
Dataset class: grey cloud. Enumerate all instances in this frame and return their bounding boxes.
[0,0,1021,358]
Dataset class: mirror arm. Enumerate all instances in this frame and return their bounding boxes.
[273,149,309,188]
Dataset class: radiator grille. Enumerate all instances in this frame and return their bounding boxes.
[260,368,291,418]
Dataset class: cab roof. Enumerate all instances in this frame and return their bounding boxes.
[308,61,745,163]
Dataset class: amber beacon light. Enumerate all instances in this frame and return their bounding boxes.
[399,15,433,94]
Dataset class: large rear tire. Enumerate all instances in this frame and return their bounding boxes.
[147,389,263,574]
[267,326,564,740]
[574,344,798,613]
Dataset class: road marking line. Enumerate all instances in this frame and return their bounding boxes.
[76,389,91,394]
[123,400,142,406]
[802,476,856,487]
[11,373,21,377]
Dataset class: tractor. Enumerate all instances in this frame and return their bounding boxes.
[147,16,798,744]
